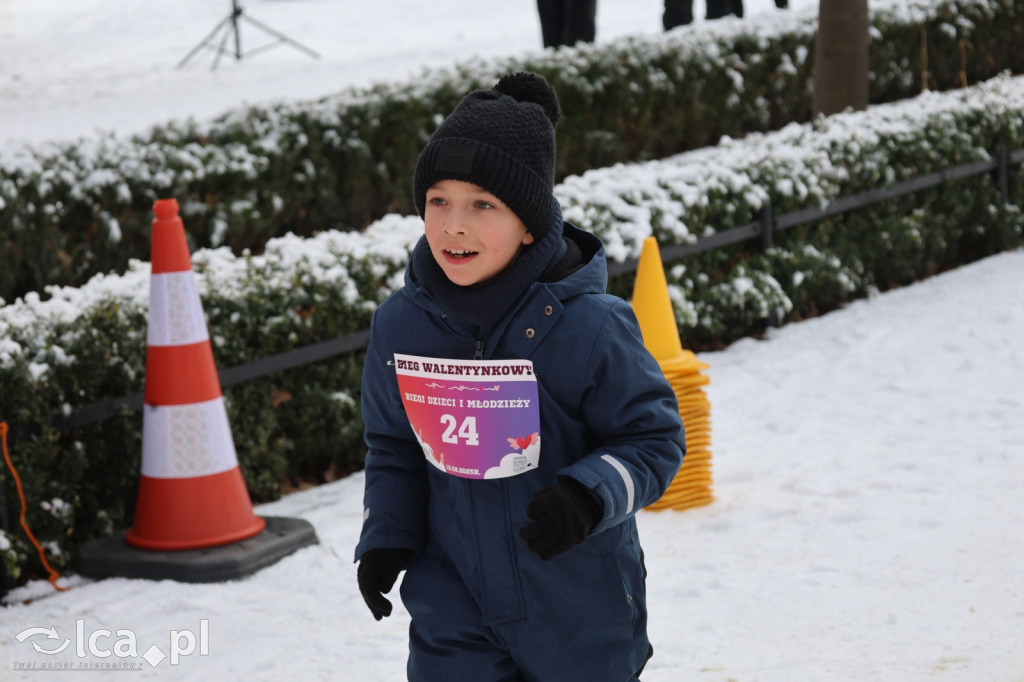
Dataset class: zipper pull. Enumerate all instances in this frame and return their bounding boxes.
[474,340,484,360]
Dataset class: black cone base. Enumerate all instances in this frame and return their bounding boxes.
[75,516,318,583]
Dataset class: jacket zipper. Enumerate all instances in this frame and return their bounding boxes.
[474,340,484,360]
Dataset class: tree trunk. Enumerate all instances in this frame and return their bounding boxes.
[812,0,869,117]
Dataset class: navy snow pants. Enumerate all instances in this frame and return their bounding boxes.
[400,544,651,681]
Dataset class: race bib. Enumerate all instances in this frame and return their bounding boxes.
[394,353,541,479]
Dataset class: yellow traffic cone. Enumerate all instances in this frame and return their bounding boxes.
[631,237,713,512]
[631,236,684,365]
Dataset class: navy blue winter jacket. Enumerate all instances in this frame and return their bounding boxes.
[355,223,685,651]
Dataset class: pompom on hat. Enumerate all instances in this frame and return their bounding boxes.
[413,72,561,240]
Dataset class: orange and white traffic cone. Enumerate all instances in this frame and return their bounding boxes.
[631,236,714,512]
[124,198,266,550]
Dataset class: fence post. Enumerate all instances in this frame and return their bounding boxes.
[759,199,774,251]
[758,200,781,327]
[996,138,1009,205]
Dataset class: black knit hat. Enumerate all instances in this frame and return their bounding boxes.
[413,72,561,240]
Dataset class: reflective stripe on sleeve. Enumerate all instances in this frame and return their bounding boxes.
[601,454,635,515]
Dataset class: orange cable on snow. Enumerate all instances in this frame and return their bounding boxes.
[0,421,68,592]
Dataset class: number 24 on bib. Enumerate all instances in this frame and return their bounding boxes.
[394,353,541,480]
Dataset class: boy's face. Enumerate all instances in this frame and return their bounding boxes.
[424,179,535,287]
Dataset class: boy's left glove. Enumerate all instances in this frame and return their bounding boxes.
[519,479,602,561]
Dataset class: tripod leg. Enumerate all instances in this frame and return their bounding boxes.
[240,15,320,59]
[231,4,243,60]
[212,18,235,70]
[177,15,233,69]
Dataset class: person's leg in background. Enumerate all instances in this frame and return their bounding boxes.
[562,0,596,46]
[706,0,742,19]
[537,0,566,48]
[662,0,694,30]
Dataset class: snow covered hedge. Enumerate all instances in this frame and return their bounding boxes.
[0,71,1021,585]
[1,0,1021,303]
[566,74,1024,342]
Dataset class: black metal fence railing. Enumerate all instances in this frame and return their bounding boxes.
[59,331,372,431]
[59,143,1023,431]
[607,144,1023,276]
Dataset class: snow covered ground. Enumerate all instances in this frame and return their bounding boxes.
[3,0,1023,680]
[0,0,816,153]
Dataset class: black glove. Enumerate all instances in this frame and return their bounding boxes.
[357,548,415,620]
[519,480,602,561]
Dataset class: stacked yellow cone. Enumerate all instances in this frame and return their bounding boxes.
[631,237,713,511]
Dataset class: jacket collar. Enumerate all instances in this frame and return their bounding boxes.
[401,221,609,355]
